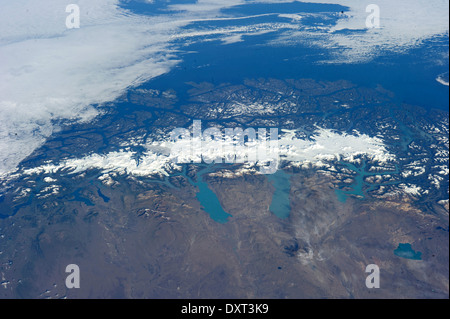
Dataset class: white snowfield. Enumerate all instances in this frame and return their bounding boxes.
[3,118,447,201]
[19,126,394,177]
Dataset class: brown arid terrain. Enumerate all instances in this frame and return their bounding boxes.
[0,167,448,299]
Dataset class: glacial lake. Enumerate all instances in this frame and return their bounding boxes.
[267,170,292,219]
[191,168,232,224]
[394,243,422,260]
[335,160,400,203]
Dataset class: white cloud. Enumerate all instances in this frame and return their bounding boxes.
[221,34,244,44]
[278,14,303,21]
[168,0,245,13]
[436,72,449,86]
[272,0,449,62]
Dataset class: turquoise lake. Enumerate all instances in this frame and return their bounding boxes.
[267,170,292,219]
[394,243,422,260]
[192,168,232,224]
[335,160,400,203]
